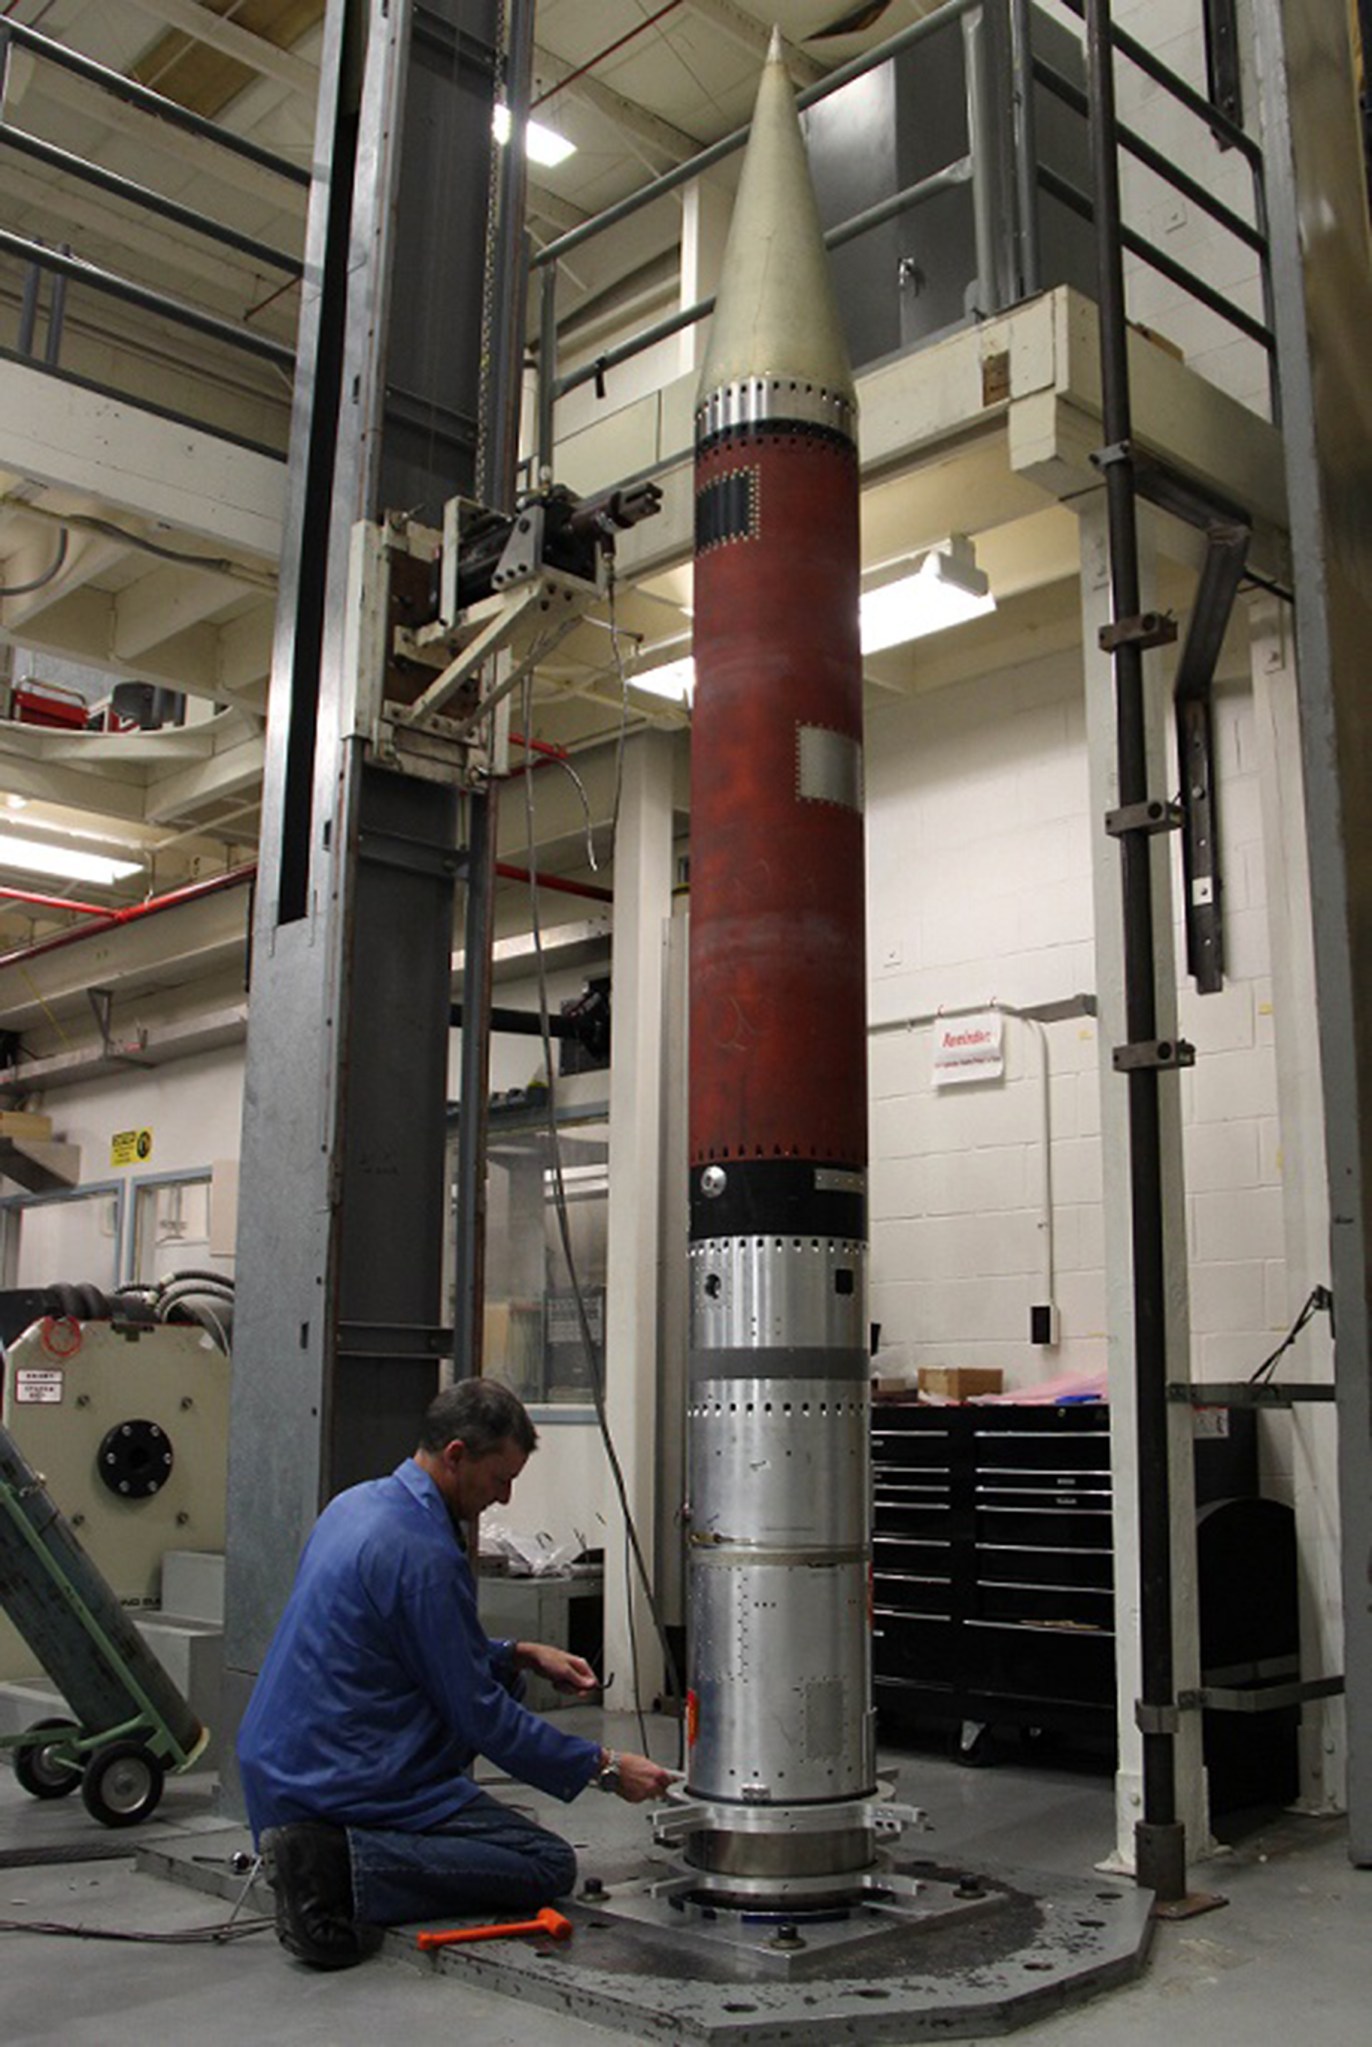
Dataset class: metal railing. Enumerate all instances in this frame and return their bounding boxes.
[528,0,1275,478]
[0,21,304,422]
[1038,0,1276,406]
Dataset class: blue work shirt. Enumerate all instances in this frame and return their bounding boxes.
[236,1458,601,1835]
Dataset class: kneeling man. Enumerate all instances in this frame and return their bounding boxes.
[238,1378,671,1967]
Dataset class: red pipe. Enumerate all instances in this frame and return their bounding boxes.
[494,862,612,904]
[0,865,255,972]
[0,885,106,917]
[1,852,609,973]
[507,730,569,767]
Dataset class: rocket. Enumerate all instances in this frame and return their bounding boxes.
[682,32,874,1897]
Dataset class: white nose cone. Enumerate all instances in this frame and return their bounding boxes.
[695,32,856,414]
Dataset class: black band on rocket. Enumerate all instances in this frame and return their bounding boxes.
[690,1157,866,1240]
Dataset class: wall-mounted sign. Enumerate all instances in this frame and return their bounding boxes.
[111,1127,154,1168]
[931,1011,1004,1088]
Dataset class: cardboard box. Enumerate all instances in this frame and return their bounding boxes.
[0,1110,53,1142]
[917,1366,1004,1401]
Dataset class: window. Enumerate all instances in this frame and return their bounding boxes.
[479,1109,608,1409]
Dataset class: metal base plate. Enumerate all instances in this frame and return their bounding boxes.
[594,1866,1005,1977]
[143,1834,1155,2043]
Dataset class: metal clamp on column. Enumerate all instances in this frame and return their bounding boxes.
[1105,798,1182,837]
[1098,610,1178,653]
[1135,1700,1184,1735]
[1113,1038,1195,1072]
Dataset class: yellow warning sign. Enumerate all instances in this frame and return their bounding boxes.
[110,1128,154,1168]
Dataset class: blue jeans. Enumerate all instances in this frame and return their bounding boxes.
[346,1790,578,1927]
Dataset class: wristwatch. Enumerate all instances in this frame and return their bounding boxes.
[594,1748,622,1794]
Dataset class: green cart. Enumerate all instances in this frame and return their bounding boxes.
[0,1417,206,1826]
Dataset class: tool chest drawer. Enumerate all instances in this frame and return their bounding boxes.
[871,1402,1116,1737]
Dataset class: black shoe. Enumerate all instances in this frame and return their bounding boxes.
[262,1823,365,1970]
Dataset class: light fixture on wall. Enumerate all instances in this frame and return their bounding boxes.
[492,101,576,168]
[859,533,996,654]
[0,830,140,888]
[620,537,994,706]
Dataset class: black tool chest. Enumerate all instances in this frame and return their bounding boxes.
[872,1401,1119,1741]
[871,1397,1299,1805]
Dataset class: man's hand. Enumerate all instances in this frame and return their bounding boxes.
[610,1751,676,1803]
[513,1640,599,1696]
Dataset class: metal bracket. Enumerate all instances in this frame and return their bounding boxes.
[335,1319,454,1361]
[1113,1038,1196,1073]
[1105,798,1182,838]
[1098,610,1178,654]
[1167,1380,1336,1408]
[1135,1700,1183,1735]
[395,570,590,734]
[1201,0,1243,137]
[1178,1675,1344,1715]
[356,829,464,882]
[86,986,114,1055]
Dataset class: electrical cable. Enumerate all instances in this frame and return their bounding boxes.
[551,754,602,872]
[518,671,684,1768]
[1247,1283,1333,1384]
[0,496,273,589]
[0,1915,273,1945]
[0,528,68,597]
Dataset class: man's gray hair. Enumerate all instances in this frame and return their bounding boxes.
[418,1378,537,1458]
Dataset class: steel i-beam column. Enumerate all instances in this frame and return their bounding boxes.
[683,32,875,1897]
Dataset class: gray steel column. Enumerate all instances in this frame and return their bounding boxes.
[453,0,535,1383]
[1254,0,1372,1866]
[223,0,499,1786]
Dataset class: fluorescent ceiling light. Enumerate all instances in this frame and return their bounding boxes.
[860,535,996,654]
[0,830,140,887]
[632,656,694,706]
[626,539,993,700]
[492,102,576,168]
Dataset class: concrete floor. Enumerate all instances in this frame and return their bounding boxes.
[1,1715,1367,2046]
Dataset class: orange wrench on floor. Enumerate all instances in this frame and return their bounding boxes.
[416,1906,573,1951]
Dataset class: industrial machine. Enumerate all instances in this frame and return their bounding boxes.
[344,478,660,792]
[0,1280,232,1685]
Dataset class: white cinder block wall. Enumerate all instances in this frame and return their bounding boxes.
[865,642,1286,1398]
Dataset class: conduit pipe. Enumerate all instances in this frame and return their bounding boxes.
[0,866,255,973]
[494,862,612,904]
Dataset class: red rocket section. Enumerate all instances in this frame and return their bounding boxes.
[689,427,867,1170]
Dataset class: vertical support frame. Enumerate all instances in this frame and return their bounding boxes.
[1007,0,1043,298]
[225,0,500,1769]
[1254,0,1372,1865]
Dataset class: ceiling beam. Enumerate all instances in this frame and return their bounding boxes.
[0,745,147,819]
[0,529,129,632]
[677,2,826,87]
[25,67,308,210]
[112,564,248,664]
[145,724,266,823]
[0,360,284,560]
[527,184,591,241]
[118,0,318,99]
[535,47,702,166]
[0,159,292,315]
